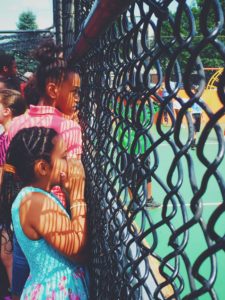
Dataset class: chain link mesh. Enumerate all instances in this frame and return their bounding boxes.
[1,0,225,299]
[74,0,95,35]
[70,0,225,299]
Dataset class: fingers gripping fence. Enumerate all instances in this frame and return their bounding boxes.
[67,0,225,299]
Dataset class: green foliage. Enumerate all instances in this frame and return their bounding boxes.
[17,11,38,30]
[11,11,39,77]
[189,0,225,69]
[159,0,225,82]
[14,51,38,78]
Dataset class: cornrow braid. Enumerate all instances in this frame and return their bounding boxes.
[6,127,57,182]
[0,127,58,244]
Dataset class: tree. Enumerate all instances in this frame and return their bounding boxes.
[183,0,225,84]
[17,11,38,30]
[159,0,225,83]
[12,11,39,76]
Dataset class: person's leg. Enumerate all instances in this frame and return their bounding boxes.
[163,108,169,125]
[191,113,200,149]
[144,158,160,208]
[128,157,160,211]
[174,108,185,128]
[11,235,30,299]
[145,180,160,208]
[0,229,13,287]
[192,130,197,148]
[195,113,201,137]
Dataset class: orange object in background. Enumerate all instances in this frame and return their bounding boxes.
[177,89,225,125]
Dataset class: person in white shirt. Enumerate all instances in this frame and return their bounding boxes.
[191,100,203,149]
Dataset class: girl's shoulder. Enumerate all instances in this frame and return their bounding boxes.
[20,187,55,201]
[18,186,66,211]
[14,186,53,207]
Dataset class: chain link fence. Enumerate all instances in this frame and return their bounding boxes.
[65,0,225,299]
[1,0,225,299]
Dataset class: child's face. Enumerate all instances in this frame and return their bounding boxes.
[0,81,7,89]
[56,72,80,117]
[48,136,68,187]
[8,60,17,77]
[0,101,9,125]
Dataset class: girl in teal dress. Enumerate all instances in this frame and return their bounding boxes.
[2,126,89,299]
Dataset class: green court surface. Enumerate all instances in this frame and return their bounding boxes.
[134,125,225,299]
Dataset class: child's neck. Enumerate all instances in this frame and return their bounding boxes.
[38,96,55,107]
[27,181,51,193]
[3,118,12,133]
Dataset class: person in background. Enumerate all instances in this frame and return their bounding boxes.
[20,71,33,97]
[0,80,9,134]
[161,82,174,126]
[6,39,84,299]
[191,88,203,150]
[3,126,89,299]
[0,53,20,91]
[0,89,26,296]
[115,86,160,210]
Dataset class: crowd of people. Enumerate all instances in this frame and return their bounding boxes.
[0,40,89,299]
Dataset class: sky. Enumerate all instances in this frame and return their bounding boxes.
[170,0,196,11]
[0,0,53,30]
[0,0,196,31]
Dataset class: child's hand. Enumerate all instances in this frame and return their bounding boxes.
[60,159,85,202]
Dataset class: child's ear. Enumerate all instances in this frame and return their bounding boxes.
[34,160,49,177]
[2,66,8,73]
[46,82,58,100]
[3,107,12,117]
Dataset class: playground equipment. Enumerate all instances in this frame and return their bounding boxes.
[205,67,223,89]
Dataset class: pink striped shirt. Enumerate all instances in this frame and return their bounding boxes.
[0,132,9,166]
[8,105,82,156]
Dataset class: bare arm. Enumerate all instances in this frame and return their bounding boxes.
[20,160,87,259]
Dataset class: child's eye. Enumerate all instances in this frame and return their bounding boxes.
[72,89,80,96]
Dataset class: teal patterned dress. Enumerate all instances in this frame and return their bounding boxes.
[11,186,89,300]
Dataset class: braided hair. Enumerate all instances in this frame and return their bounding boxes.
[26,39,81,105]
[32,39,72,95]
[0,127,58,244]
